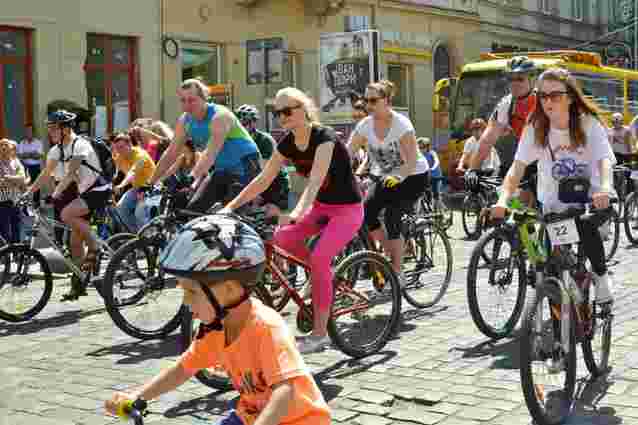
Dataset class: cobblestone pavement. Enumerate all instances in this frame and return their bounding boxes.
[2,213,638,425]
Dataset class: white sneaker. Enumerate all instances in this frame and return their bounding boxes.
[593,273,614,305]
[297,335,330,354]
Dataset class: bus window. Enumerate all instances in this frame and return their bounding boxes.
[573,73,624,114]
[629,80,638,117]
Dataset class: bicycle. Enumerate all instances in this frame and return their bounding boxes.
[417,176,453,233]
[520,204,613,425]
[621,161,638,244]
[466,197,538,340]
[0,196,136,322]
[461,171,501,240]
[181,208,403,390]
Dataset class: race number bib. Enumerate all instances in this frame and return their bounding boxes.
[547,219,580,246]
[630,170,638,180]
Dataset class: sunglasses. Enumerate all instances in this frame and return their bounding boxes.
[273,105,301,119]
[364,97,384,105]
[538,90,568,103]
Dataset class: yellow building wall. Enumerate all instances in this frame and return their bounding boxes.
[1,0,161,141]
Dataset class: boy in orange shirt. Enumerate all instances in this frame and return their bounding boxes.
[104,214,331,425]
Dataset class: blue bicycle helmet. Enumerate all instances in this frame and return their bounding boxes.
[46,109,77,127]
[506,56,536,74]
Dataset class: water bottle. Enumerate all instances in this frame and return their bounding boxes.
[94,207,110,241]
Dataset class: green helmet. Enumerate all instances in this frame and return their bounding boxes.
[235,104,259,122]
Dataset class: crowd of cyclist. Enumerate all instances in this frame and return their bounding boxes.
[7,57,637,423]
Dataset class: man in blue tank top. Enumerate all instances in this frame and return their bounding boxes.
[149,79,260,212]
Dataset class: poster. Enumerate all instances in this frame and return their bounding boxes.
[246,38,284,85]
[319,30,379,124]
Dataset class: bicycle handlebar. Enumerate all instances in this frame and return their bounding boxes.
[116,399,147,425]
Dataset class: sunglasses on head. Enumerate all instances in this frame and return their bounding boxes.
[273,105,301,118]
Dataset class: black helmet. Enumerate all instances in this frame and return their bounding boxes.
[506,56,536,75]
[46,110,76,127]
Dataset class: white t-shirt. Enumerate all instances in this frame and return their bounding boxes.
[607,126,632,155]
[17,138,43,166]
[462,136,501,173]
[515,115,616,213]
[48,137,110,193]
[46,146,65,181]
[353,111,429,177]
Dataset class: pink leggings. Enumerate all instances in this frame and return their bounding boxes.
[273,201,363,313]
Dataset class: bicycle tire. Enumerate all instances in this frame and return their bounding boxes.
[402,227,452,309]
[603,209,620,263]
[95,233,138,287]
[0,244,53,322]
[581,284,612,378]
[327,250,402,358]
[462,193,485,240]
[623,192,638,244]
[180,284,274,391]
[520,285,576,425]
[102,237,185,340]
[467,228,527,339]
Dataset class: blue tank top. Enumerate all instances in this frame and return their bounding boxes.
[183,103,258,175]
[425,152,442,177]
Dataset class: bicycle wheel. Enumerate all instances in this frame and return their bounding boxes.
[102,237,185,340]
[520,285,576,425]
[402,226,452,309]
[328,250,401,358]
[260,251,300,312]
[434,198,454,231]
[95,233,137,284]
[0,244,53,322]
[180,284,274,391]
[462,193,485,240]
[602,209,619,263]
[467,228,527,339]
[581,283,612,378]
[624,192,638,244]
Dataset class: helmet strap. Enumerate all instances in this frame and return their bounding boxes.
[196,283,250,337]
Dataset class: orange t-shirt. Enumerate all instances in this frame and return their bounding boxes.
[179,300,331,425]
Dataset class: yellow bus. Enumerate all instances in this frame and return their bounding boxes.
[433,50,638,173]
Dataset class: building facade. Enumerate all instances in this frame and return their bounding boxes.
[0,0,161,143]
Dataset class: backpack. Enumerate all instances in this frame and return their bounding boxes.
[58,136,116,183]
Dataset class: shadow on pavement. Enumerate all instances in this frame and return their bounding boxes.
[568,374,622,425]
[451,332,522,370]
[0,306,107,336]
[86,334,182,364]
[162,392,237,422]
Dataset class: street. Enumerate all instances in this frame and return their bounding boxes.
[1,215,638,425]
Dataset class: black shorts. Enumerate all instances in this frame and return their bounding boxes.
[80,189,111,213]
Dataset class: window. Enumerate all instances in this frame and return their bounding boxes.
[0,27,33,140]
[575,72,624,114]
[539,0,551,14]
[181,44,221,84]
[628,80,638,116]
[572,0,583,20]
[85,34,138,136]
[344,16,369,32]
[387,64,409,109]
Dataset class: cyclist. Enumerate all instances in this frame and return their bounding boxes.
[104,214,331,425]
[46,110,112,300]
[457,118,500,177]
[348,80,430,287]
[162,138,201,210]
[223,87,363,354]
[149,79,261,213]
[111,132,156,232]
[466,56,538,205]
[418,137,444,198]
[491,68,614,307]
[234,104,290,214]
[608,112,634,165]
[0,138,28,244]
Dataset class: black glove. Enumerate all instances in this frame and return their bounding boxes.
[464,169,479,192]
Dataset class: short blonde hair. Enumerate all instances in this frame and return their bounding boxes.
[275,87,321,126]
[180,78,210,100]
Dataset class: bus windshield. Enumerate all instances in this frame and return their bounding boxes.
[451,71,509,139]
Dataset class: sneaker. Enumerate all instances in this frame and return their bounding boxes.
[60,276,88,302]
[593,273,614,305]
[297,335,330,354]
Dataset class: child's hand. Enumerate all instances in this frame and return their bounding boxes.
[104,391,136,416]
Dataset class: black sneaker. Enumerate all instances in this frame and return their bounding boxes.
[60,276,88,302]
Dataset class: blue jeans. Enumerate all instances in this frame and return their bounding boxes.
[0,202,21,243]
[117,188,150,232]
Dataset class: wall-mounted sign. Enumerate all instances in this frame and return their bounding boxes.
[246,38,284,85]
[319,30,379,124]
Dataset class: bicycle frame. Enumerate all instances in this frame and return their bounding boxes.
[27,206,114,281]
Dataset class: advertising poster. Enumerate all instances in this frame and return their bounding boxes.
[319,30,379,124]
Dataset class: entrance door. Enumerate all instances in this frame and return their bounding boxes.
[0,27,32,140]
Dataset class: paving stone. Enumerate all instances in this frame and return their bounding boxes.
[350,402,392,416]
[331,408,359,422]
[351,414,393,425]
[454,406,501,421]
[346,389,395,406]
[388,407,447,424]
